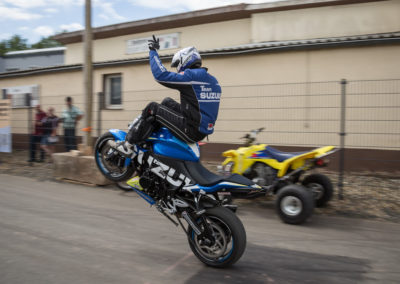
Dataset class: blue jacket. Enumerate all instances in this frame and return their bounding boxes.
[149,50,221,135]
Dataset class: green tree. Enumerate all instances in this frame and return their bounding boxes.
[31,36,62,49]
[0,34,64,56]
[0,41,7,56]
[6,35,28,52]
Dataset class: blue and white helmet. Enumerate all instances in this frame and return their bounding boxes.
[171,46,202,73]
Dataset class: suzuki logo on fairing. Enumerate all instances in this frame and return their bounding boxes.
[137,150,192,187]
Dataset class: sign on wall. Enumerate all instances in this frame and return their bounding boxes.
[0,99,11,153]
[2,85,39,108]
[126,33,180,54]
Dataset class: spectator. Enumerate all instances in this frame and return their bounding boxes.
[61,97,83,151]
[40,107,59,162]
[28,104,46,163]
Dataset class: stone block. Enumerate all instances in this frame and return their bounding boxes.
[53,152,112,186]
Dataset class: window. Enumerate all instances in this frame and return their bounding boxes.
[104,74,122,109]
[2,85,39,108]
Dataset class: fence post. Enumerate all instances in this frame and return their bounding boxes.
[97,92,104,138]
[338,79,347,200]
[26,93,32,165]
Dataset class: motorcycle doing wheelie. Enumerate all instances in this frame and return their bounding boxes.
[220,128,337,224]
[94,123,263,267]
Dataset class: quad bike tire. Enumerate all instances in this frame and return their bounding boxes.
[275,184,314,225]
[302,173,333,208]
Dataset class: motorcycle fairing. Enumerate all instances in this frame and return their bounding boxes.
[135,151,259,194]
[109,129,127,141]
[149,128,200,162]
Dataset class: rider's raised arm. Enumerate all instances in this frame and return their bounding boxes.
[149,50,192,88]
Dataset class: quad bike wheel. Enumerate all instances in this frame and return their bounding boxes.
[302,173,333,207]
[276,184,314,225]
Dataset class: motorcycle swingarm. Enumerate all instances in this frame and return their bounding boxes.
[228,186,268,199]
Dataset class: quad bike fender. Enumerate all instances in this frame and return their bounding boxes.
[276,146,335,177]
[313,146,336,158]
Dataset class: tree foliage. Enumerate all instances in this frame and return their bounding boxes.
[0,35,63,56]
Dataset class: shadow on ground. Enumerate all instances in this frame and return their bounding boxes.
[185,243,371,284]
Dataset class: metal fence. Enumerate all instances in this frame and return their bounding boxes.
[3,79,400,196]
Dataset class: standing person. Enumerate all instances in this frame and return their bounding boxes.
[40,107,59,162]
[62,97,83,152]
[28,105,47,162]
[113,35,222,155]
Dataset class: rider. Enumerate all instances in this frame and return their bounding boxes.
[115,35,222,155]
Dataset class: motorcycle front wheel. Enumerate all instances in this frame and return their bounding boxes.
[187,206,246,268]
[94,132,135,182]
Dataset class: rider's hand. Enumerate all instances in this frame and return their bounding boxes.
[148,35,160,51]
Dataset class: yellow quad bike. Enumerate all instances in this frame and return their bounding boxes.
[220,128,337,224]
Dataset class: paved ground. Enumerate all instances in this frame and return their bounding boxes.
[2,151,400,222]
[1,174,399,284]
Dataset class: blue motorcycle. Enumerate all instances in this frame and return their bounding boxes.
[94,126,264,267]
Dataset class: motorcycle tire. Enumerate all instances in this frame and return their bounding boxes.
[94,132,135,182]
[302,173,333,207]
[187,206,246,268]
[276,184,314,225]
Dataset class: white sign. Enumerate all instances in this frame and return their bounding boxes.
[126,33,180,54]
[2,85,39,108]
[0,99,11,153]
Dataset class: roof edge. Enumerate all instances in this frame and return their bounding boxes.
[53,0,386,44]
[3,31,399,79]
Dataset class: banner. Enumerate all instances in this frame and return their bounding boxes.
[0,99,11,153]
[126,33,180,54]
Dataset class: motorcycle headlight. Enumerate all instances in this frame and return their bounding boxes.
[224,162,235,173]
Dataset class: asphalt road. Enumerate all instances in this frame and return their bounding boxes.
[0,174,399,284]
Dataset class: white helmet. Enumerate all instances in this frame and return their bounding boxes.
[171,46,202,73]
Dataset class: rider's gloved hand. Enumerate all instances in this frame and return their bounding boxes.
[148,35,160,51]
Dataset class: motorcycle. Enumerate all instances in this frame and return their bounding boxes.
[94,124,263,267]
[220,128,337,224]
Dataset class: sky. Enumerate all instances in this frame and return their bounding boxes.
[0,0,281,44]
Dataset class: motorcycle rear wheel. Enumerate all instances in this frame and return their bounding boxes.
[94,132,135,182]
[187,206,246,268]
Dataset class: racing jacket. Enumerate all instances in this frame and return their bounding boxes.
[149,50,221,135]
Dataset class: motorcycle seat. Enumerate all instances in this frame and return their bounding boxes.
[185,161,254,187]
[264,146,308,162]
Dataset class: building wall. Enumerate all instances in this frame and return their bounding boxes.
[3,53,64,71]
[65,18,251,64]
[0,58,4,73]
[1,44,398,150]
[252,0,400,42]
[64,1,400,65]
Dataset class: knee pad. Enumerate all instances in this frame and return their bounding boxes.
[143,102,159,117]
[126,116,155,144]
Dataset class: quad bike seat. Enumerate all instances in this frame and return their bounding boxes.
[185,161,254,187]
[264,146,308,162]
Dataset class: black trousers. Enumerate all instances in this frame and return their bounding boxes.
[64,128,77,152]
[128,97,206,144]
[29,135,45,161]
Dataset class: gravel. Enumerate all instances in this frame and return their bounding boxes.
[1,150,399,223]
